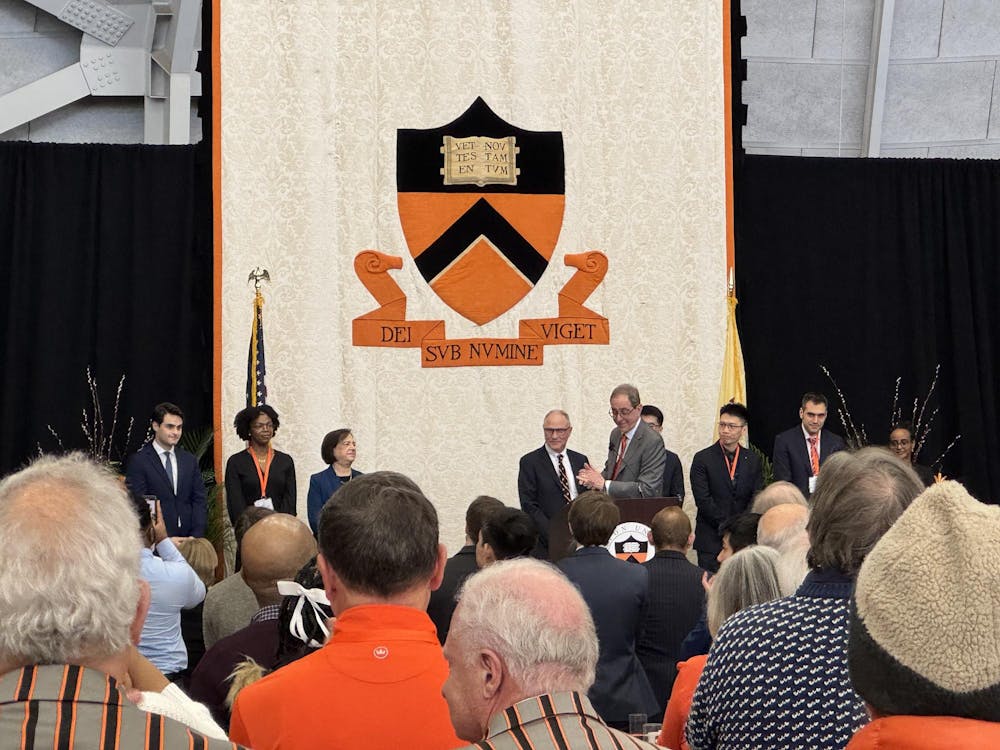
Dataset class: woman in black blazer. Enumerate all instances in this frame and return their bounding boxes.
[225,404,296,524]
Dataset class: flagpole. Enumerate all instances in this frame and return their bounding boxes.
[247,267,270,407]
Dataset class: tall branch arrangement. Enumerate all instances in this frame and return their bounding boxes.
[42,367,136,471]
[821,364,960,468]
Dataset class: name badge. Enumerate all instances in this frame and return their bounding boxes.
[808,476,818,494]
[254,497,275,510]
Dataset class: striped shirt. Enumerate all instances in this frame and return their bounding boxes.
[465,692,660,750]
[0,664,242,749]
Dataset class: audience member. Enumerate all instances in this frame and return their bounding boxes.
[749,480,807,514]
[306,427,362,533]
[136,495,206,681]
[756,502,810,595]
[188,513,316,729]
[846,480,1000,748]
[636,507,705,719]
[476,506,538,567]
[228,471,462,749]
[677,510,760,661]
[0,454,237,748]
[690,403,763,572]
[176,537,218,679]
[641,404,686,500]
[429,495,506,643]
[443,558,661,749]
[716,511,760,565]
[125,401,208,537]
[658,546,782,750]
[686,448,923,750]
[577,384,667,499]
[557,491,658,727]
[518,409,588,559]
[772,391,847,496]
[225,558,332,710]
[888,421,935,486]
[203,506,273,648]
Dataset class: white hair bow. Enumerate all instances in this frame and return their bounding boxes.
[277,580,331,648]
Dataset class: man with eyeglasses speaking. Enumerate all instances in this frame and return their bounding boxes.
[689,402,763,572]
[518,410,589,560]
[577,384,666,500]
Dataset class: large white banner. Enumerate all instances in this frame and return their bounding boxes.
[220,0,727,550]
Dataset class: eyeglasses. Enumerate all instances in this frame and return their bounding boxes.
[544,427,570,435]
[718,421,745,432]
[609,407,636,419]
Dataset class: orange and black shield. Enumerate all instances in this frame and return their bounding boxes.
[614,535,650,563]
[397,98,564,325]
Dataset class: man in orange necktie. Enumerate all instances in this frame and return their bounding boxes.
[772,392,847,497]
[577,384,666,499]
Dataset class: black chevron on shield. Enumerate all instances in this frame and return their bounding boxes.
[414,198,548,285]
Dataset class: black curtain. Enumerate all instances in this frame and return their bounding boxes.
[0,140,213,474]
[735,155,1000,503]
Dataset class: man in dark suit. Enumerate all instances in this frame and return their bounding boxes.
[690,402,763,572]
[640,404,686,500]
[577,384,666,499]
[636,506,705,718]
[517,409,588,560]
[125,402,207,537]
[427,495,504,643]
[772,391,847,496]
[557,491,658,729]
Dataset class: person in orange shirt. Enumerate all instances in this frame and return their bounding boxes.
[658,546,782,750]
[229,471,463,750]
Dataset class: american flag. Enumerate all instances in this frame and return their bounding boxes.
[246,288,267,406]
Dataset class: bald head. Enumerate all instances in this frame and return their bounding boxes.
[751,480,807,514]
[241,514,317,607]
[758,503,809,551]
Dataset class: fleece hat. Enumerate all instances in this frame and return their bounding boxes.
[849,480,1000,721]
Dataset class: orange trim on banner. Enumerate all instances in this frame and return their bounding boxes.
[211,0,223,480]
[723,0,736,281]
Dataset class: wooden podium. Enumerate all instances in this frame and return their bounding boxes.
[548,495,682,563]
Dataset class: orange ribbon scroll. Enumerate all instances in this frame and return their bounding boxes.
[352,250,609,367]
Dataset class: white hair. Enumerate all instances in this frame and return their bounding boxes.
[0,453,141,665]
[707,545,783,637]
[451,558,597,696]
[774,538,811,596]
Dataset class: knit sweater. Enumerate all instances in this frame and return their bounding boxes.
[686,570,868,750]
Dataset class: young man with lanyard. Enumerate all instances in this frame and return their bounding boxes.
[689,403,763,573]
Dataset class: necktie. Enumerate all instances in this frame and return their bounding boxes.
[557,453,571,503]
[164,451,176,493]
[611,433,628,480]
[808,436,820,476]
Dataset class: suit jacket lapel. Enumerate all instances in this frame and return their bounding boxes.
[174,450,187,499]
[150,444,177,499]
[795,433,811,475]
[618,423,646,475]
[819,431,835,462]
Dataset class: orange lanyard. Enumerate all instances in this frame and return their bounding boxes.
[249,444,274,498]
[721,443,740,481]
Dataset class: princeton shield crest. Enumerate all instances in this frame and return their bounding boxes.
[397,98,565,325]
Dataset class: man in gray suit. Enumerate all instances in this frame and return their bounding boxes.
[578,384,666,498]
